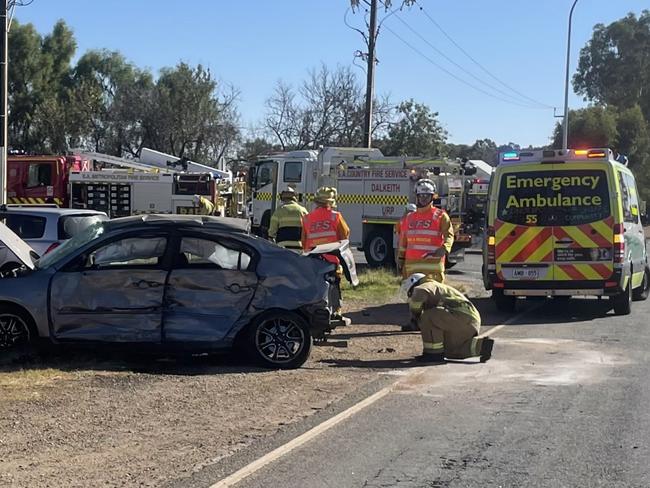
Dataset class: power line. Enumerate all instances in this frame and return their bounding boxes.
[382,23,550,109]
[413,0,554,109]
[387,11,546,109]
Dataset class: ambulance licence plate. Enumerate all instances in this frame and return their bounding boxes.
[511,268,540,280]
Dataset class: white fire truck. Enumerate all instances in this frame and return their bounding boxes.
[69,170,216,217]
[248,147,475,267]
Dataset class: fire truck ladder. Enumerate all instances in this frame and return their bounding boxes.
[72,150,175,174]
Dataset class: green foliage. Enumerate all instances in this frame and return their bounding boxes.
[377,99,447,156]
[574,10,650,119]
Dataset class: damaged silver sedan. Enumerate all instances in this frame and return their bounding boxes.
[0,215,338,368]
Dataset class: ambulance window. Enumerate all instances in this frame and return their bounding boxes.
[497,169,610,226]
[27,163,53,188]
[283,162,302,183]
[619,171,639,223]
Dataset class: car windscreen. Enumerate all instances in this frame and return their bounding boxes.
[36,221,106,269]
[496,169,610,226]
[58,214,108,240]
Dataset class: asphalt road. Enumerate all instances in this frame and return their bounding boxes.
[207,257,650,488]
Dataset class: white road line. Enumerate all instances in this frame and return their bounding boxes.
[209,386,393,488]
[208,303,538,487]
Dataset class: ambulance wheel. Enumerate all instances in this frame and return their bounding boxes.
[493,289,516,313]
[632,267,649,301]
[364,229,394,268]
[611,280,632,315]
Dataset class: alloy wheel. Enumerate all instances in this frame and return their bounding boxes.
[0,313,30,349]
[255,317,305,364]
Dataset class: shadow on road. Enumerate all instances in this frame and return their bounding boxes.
[319,357,440,369]
[0,346,271,376]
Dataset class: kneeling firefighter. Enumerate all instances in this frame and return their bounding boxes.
[401,273,494,363]
[302,186,351,321]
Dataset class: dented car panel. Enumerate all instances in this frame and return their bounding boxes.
[0,214,334,352]
[164,269,257,343]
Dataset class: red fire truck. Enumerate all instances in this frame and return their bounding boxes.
[7,154,91,206]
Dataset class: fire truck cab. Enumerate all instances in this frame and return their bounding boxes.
[248,147,476,267]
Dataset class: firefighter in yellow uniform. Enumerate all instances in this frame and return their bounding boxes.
[268,187,308,251]
[401,273,494,363]
[397,179,454,283]
[193,194,215,215]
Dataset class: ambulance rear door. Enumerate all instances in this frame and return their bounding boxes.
[548,162,614,285]
[494,165,554,283]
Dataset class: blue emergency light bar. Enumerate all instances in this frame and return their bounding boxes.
[501,151,519,161]
[498,148,616,165]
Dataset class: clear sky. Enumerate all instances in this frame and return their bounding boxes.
[14,0,649,148]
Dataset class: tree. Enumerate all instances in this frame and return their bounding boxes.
[378,99,447,156]
[574,11,650,120]
[552,106,618,149]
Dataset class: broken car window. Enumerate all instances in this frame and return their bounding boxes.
[91,237,167,267]
[180,237,251,270]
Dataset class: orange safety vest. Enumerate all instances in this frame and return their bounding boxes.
[403,206,446,276]
[302,207,344,264]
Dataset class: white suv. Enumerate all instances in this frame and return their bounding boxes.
[0,206,108,270]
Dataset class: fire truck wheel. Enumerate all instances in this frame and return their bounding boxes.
[364,229,394,268]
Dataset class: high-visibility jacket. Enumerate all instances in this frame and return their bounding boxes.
[302,206,350,264]
[398,205,454,281]
[195,196,215,215]
[268,201,309,250]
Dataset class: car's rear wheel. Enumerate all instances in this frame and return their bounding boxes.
[0,308,34,350]
[632,267,649,302]
[493,289,516,312]
[611,279,632,315]
[246,310,312,369]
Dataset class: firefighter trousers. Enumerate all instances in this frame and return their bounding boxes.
[418,307,483,359]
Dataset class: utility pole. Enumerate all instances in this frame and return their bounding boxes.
[362,0,377,149]
[562,0,579,153]
[0,0,7,204]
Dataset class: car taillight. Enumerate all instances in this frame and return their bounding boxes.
[45,242,61,254]
[613,224,624,263]
[487,226,496,265]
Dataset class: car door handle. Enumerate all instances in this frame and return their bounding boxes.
[225,283,252,294]
[133,280,162,289]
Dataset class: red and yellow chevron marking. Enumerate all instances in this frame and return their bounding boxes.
[554,216,613,249]
[494,219,553,264]
[7,197,63,206]
[554,263,613,281]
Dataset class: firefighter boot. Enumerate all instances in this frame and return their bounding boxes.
[415,353,446,364]
[479,338,494,363]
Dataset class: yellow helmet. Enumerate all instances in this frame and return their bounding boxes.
[314,186,337,205]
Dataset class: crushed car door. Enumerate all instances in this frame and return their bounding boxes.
[50,235,169,342]
[163,236,257,343]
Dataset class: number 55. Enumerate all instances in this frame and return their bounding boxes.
[526,214,537,225]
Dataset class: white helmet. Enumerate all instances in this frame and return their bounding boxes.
[193,194,201,205]
[406,203,417,213]
[415,179,436,195]
[399,273,427,302]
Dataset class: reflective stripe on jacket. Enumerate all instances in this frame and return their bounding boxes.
[269,202,308,249]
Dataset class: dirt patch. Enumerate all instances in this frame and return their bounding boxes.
[0,302,423,488]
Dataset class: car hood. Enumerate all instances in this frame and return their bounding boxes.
[0,222,37,270]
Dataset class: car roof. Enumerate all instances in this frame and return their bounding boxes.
[107,214,251,233]
[0,206,107,217]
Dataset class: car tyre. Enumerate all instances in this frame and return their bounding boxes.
[0,306,36,356]
[493,289,516,313]
[632,266,650,302]
[245,310,312,369]
[364,229,394,268]
[611,279,632,315]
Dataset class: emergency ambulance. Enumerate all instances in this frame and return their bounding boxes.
[483,148,649,315]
